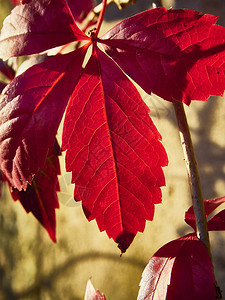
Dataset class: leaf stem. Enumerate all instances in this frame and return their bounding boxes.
[172,101,211,257]
[95,0,107,36]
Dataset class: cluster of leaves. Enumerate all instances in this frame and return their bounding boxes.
[0,0,169,253]
[1,0,225,298]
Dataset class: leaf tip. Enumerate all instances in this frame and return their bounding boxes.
[46,224,57,243]
[116,231,135,253]
[51,235,57,243]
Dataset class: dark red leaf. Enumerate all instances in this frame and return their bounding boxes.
[84,279,106,300]
[11,139,61,242]
[0,59,15,80]
[62,46,167,252]
[138,234,216,300]
[101,8,225,105]
[0,46,87,190]
[203,196,225,216]
[0,0,89,60]
[185,196,225,230]
[67,0,94,22]
[207,209,225,231]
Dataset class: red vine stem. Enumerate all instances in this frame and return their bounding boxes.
[172,101,212,257]
[95,0,107,36]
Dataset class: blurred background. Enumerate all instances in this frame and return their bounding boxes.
[0,0,225,299]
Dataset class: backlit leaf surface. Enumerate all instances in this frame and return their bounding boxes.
[138,234,216,300]
[0,47,86,190]
[0,0,89,60]
[101,8,225,104]
[62,46,167,252]
[67,0,94,22]
[3,2,225,251]
[11,139,61,242]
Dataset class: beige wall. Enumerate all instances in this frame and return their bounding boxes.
[0,1,225,299]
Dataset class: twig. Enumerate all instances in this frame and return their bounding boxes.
[173,101,211,255]
[81,0,135,34]
[173,101,223,299]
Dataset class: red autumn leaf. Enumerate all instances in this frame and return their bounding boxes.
[67,0,94,22]
[11,0,30,4]
[8,0,94,23]
[100,7,225,105]
[138,234,216,300]
[10,139,61,242]
[84,279,106,300]
[185,196,225,230]
[0,0,89,60]
[207,209,225,231]
[62,46,167,252]
[0,46,87,190]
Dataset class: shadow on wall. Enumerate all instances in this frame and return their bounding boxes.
[175,0,225,26]
[103,0,225,24]
[103,0,153,21]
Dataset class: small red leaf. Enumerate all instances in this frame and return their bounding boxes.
[101,8,225,104]
[185,196,225,230]
[62,46,167,252]
[84,279,106,300]
[10,139,61,242]
[207,209,225,231]
[0,0,89,60]
[138,234,216,300]
[0,47,86,190]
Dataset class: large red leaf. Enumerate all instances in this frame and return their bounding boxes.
[100,8,225,105]
[84,279,106,300]
[0,46,87,190]
[10,139,61,242]
[8,0,94,23]
[62,46,167,252]
[0,0,89,60]
[185,196,225,231]
[138,234,216,300]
